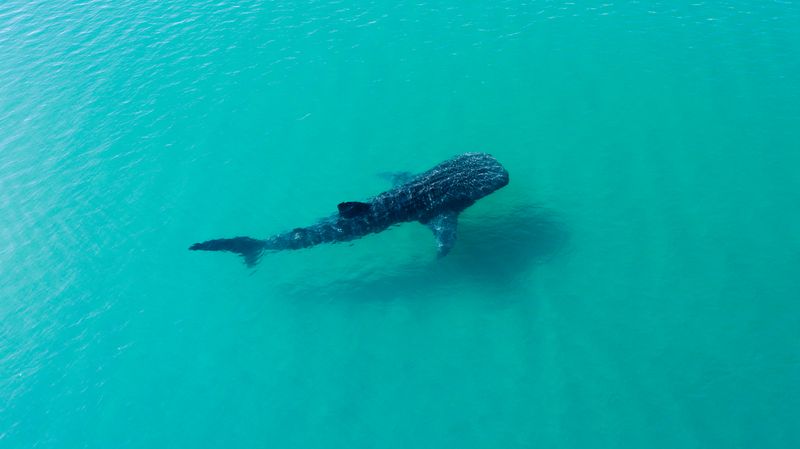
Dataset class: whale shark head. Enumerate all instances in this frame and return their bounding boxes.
[455,152,510,200]
[412,152,509,256]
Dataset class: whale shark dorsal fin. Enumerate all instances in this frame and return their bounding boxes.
[425,211,459,257]
[379,171,414,186]
[338,201,371,219]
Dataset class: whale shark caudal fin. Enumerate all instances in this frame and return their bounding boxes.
[188,237,265,267]
[424,211,459,257]
[337,201,371,218]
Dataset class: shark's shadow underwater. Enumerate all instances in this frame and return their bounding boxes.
[277,204,570,302]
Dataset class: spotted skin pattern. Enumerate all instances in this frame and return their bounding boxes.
[190,153,509,266]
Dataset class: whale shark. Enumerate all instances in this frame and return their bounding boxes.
[189,152,509,266]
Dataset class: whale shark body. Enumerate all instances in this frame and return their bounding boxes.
[190,152,509,266]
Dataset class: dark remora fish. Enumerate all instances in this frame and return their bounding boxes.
[190,152,509,266]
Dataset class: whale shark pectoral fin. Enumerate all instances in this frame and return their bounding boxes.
[425,211,459,258]
[378,171,415,186]
[338,201,371,219]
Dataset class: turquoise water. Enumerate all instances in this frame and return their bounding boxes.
[2,0,799,447]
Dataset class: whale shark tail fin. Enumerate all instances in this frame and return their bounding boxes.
[189,236,266,267]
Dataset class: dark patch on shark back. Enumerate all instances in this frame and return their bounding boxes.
[338,201,371,218]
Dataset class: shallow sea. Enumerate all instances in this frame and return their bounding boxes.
[1,1,799,448]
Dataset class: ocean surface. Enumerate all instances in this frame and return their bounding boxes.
[1,1,799,448]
